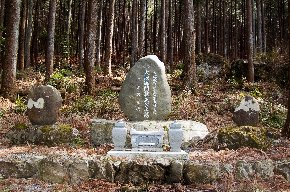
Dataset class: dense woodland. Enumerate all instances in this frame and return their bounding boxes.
[0,1,290,190]
[0,1,289,129]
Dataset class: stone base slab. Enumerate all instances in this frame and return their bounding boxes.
[107,150,189,160]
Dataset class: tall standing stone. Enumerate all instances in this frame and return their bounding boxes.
[119,55,171,121]
[27,85,62,125]
[233,95,260,126]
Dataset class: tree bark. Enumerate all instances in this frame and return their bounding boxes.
[1,0,21,100]
[45,0,57,81]
[78,0,86,69]
[95,0,103,69]
[196,1,202,54]
[160,0,166,63]
[167,0,173,72]
[130,0,138,67]
[246,0,254,82]
[18,0,27,71]
[104,0,115,76]
[183,0,196,91]
[0,0,4,70]
[138,0,146,58]
[282,0,290,138]
[84,0,97,94]
[24,0,34,68]
[256,0,262,53]
[31,0,39,67]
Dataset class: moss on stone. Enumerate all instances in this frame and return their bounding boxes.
[217,126,271,150]
[13,123,29,130]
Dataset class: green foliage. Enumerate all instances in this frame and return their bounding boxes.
[255,50,285,64]
[171,69,183,79]
[96,89,119,114]
[260,102,286,129]
[249,87,263,98]
[227,76,246,89]
[47,69,79,93]
[14,95,27,113]
[71,95,97,113]
[72,136,85,147]
[13,123,29,130]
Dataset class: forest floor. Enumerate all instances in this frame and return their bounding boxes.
[0,68,290,191]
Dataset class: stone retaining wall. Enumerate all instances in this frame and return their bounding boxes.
[0,152,289,184]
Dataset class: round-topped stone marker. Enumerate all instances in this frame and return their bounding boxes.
[119,55,171,121]
[27,85,62,125]
[233,95,260,126]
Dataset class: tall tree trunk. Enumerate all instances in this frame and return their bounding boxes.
[18,0,27,71]
[95,0,103,69]
[183,0,196,91]
[24,0,34,68]
[160,0,166,63]
[256,0,262,53]
[1,0,21,101]
[45,0,57,81]
[196,1,202,54]
[138,0,146,58]
[66,0,73,63]
[0,0,4,70]
[84,0,97,94]
[282,0,290,138]
[152,0,157,53]
[167,0,173,72]
[205,0,209,53]
[104,0,115,76]
[78,0,86,69]
[31,0,39,67]
[130,0,138,67]
[246,0,254,82]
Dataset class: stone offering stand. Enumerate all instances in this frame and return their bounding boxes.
[107,120,189,160]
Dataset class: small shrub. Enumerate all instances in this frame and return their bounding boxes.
[96,89,119,114]
[260,102,286,129]
[47,70,79,93]
[71,95,97,113]
[14,95,27,113]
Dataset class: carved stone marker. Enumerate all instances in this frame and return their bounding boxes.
[233,95,260,126]
[27,85,62,125]
[119,55,171,121]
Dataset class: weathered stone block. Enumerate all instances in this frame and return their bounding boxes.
[184,162,220,184]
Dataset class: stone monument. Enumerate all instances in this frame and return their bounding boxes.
[119,55,171,121]
[27,85,62,125]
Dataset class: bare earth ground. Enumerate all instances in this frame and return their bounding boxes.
[0,70,290,191]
